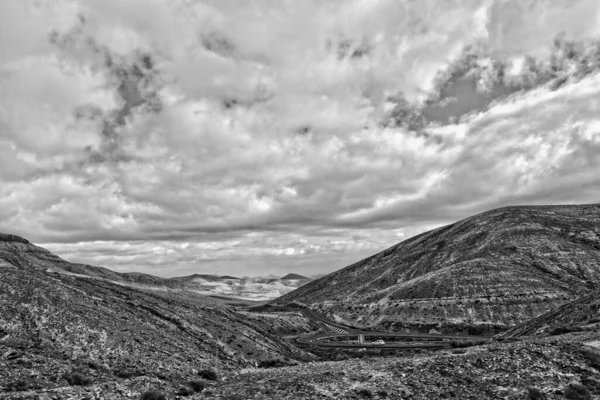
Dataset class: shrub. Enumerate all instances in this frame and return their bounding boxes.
[527,387,546,400]
[376,389,388,397]
[188,380,205,393]
[63,371,92,386]
[564,383,591,400]
[549,324,581,335]
[258,359,287,368]
[177,387,193,396]
[581,348,600,370]
[6,379,29,392]
[198,368,218,381]
[87,360,104,370]
[354,387,373,398]
[139,390,167,400]
[114,367,143,378]
[582,376,600,393]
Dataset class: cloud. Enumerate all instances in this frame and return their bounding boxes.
[1,0,600,277]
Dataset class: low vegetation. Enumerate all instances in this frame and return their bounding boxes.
[198,369,218,381]
[139,390,166,400]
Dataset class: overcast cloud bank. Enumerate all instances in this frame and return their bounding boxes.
[1,0,600,276]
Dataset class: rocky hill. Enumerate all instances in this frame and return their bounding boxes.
[276,203,600,332]
[0,235,313,398]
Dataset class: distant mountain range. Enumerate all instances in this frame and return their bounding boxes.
[0,233,311,301]
[167,272,312,301]
[276,203,600,333]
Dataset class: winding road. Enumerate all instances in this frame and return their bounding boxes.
[293,308,488,349]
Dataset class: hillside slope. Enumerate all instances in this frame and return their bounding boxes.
[497,290,600,339]
[0,235,311,398]
[276,203,600,332]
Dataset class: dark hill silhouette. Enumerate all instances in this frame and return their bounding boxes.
[276,203,600,332]
[281,273,310,280]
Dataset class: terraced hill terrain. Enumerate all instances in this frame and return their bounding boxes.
[276,204,600,333]
[0,234,313,398]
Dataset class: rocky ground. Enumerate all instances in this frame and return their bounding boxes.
[4,325,600,399]
[201,331,600,399]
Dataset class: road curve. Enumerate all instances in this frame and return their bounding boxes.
[294,308,488,349]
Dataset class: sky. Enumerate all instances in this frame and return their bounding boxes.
[1,0,600,278]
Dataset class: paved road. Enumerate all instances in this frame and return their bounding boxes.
[294,308,488,349]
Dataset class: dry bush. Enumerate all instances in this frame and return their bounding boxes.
[139,390,166,400]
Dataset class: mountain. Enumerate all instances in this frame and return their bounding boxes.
[276,203,600,333]
[0,234,312,398]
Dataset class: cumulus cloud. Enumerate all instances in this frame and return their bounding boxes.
[1,0,600,277]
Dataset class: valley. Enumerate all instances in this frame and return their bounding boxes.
[2,203,600,399]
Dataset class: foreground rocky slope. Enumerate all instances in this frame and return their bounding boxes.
[276,204,600,332]
[0,235,312,398]
[201,332,600,399]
